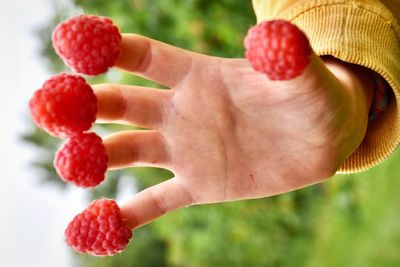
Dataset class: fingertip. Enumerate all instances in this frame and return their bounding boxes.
[92,84,127,121]
[115,33,151,73]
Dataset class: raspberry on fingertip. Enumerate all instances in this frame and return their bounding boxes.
[65,199,133,256]
[52,14,122,75]
[29,73,97,138]
[54,132,108,188]
[244,20,312,81]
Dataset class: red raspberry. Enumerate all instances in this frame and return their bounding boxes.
[54,132,108,188]
[65,199,133,256]
[244,20,312,81]
[53,14,121,75]
[29,73,97,138]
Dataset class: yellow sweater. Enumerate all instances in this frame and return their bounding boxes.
[252,0,400,173]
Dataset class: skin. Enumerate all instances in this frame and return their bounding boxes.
[93,34,374,229]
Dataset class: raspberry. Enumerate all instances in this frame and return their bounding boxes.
[65,199,132,256]
[54,132,108,188]
[29,73,97,138]
[53,14,121,75]
[244,20,312,81]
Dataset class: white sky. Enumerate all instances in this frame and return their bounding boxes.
[0,1,137,265]
[0,0,86,266]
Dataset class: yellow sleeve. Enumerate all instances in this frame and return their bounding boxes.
[252,0,400,173]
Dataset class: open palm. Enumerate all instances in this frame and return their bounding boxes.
[93,34,371,228]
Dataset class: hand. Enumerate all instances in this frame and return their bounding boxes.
[93,34,373,229]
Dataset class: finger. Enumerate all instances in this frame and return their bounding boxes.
[115,33,200,87]
[279,52,335,91]
[93,84,172,129]
[120,178,194,228]
[103,130,170,169]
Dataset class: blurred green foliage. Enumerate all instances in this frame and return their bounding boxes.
[24,0,400,266]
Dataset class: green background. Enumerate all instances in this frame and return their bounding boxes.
[24,0,400,266]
